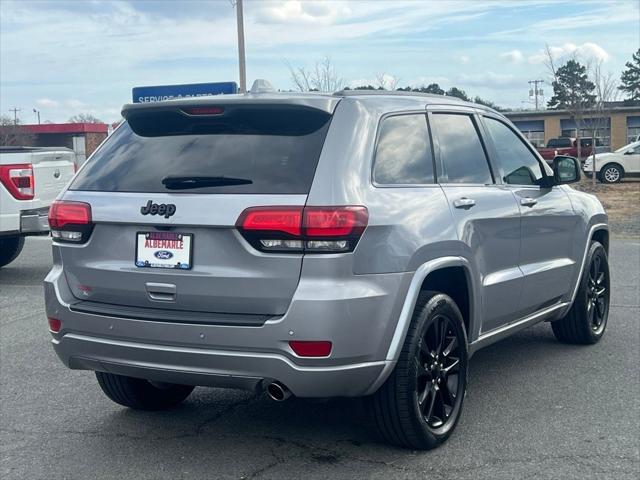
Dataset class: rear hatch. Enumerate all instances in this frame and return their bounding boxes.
[57,100,336,318]
[31,149,76,208]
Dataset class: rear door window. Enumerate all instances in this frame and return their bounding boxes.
[431,113,493,184]
[70,106,332,194]
[373,114,434,185]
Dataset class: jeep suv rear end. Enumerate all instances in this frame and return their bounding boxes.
[45,90,609,449]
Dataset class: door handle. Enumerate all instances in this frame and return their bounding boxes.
[145,282,176,302]
[453,197,476,209]
[520,197,538,207]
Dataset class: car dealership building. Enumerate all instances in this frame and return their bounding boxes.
[505,103,640,150]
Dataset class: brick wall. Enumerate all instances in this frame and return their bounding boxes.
[85,132,107,156]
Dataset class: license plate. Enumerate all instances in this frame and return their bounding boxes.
[135,232,192,269]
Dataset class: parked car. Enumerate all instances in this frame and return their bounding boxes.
[44,87,610,450]
[584,141,640,183]
[537,137,599,161]
[0,147,75,267]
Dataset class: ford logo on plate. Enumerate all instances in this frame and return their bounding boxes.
[154,250,173,260]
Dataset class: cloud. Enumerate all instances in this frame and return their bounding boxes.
[36,98,59,108]
[500,50,524,63]
[254,0,351,25]
[64,99,87,109]
[459,55,470,64]
[528,42,610,64]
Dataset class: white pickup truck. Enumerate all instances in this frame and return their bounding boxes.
[0,147,76,267]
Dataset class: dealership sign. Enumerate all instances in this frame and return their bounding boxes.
[132,82,238,103]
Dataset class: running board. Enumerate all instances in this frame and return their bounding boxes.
[468,302,570,356]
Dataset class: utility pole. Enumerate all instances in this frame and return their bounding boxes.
[235,0,247,93]
[528,80,545,110]
[9,107,20,125]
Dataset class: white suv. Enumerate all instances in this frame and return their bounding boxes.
[0,147,75,267]
[583,141,640,183]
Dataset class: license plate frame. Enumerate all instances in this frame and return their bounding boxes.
[135,231,193,270]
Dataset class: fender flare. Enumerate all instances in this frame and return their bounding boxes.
[364,256,474,395]
[564,222,609,312]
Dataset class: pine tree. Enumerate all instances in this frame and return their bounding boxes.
[619,48,640,101]
[445,87,470,101]
[547,59,596,110]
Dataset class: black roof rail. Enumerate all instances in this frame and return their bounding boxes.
[333,90,451,100]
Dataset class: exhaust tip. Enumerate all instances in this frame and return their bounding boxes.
[266,382,291,402]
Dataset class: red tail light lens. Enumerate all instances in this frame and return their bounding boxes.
[237,207,303,236]
[289,340,332,357]
[303,207,368,237]
[49,200,93,243]
[236,206,368,253]
[0,164,34,200]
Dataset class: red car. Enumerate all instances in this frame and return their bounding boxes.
[537,137,594,162]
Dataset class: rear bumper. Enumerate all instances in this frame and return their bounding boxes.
[45,265,411,397]
[54,333,386,397]
[20,207,50,234]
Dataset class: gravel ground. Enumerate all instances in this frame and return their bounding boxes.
[573,178,640,238]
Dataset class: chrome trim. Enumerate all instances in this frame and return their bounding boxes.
[468,302,569,355]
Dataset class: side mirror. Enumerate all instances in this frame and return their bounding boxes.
[553,155,581,184]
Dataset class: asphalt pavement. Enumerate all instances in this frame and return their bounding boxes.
[1,236,638,479]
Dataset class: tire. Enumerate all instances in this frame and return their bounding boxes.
[368,291,468,450]
[552,241,610,344]
[0,235,25,268]
[95,372,195,410]
[600,163,623,183]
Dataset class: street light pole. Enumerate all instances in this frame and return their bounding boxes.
[33,108,40,124]
[235,0,247,93]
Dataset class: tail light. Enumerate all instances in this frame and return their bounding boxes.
[48,200,93,243]
[0,164,34,200]
[236,206,368,253]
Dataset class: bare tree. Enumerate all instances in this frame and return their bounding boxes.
[0,115,36,146]
[589,61,619,185]
[68,113,104,124]
[287,56,345,92]
[374,72,400,91]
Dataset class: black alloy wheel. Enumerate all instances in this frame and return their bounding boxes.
[552,241,610,344]
[586,248,609,334]
[416,314,463,429]
[369,291,468,449]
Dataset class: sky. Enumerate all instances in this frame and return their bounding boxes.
[1,0,639,124]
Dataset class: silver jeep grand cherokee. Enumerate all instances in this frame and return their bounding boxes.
[44,88,610,449]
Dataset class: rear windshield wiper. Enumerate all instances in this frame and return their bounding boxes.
[161,176,253,190]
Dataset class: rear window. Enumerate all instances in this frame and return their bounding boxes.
[70,106,332,194]
[547,138,572,148]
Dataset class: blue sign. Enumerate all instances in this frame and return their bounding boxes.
[132,82,238,103]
